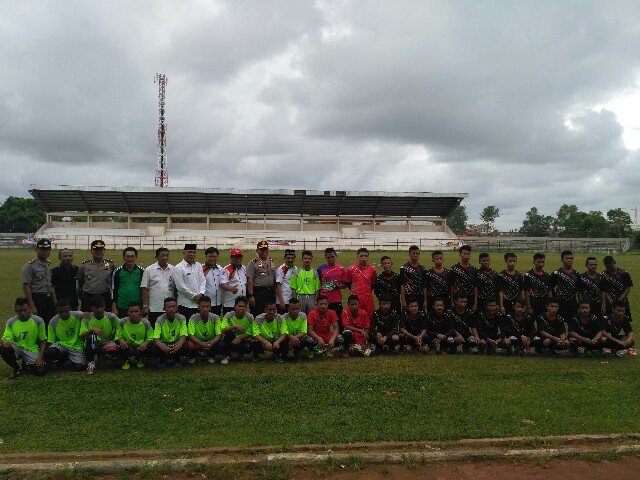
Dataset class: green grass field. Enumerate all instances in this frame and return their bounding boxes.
[0,247,639,453]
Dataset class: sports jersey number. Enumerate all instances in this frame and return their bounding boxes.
[130,333,137,341]
[66,328,75,337]
[21,332,28,340]
[170,330,176,337]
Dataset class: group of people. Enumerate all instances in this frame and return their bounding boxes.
[0,239,635,379]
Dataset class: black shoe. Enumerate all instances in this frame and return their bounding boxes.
[9,368,22,380]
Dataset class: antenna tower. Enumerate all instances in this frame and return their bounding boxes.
[154,74,168,187]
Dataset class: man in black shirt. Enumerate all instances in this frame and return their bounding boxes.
[51,248,79,310]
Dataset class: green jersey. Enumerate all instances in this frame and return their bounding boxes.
[80,312,119,341]
[252,313,284,341]
[153,314,188,343]
[2,315,47,352]
[291,269,320,295]
[188,313,219,341]
[222,312,255,337]
[115,318,153,347]
[281,312,308,335]
[48,312,85,350]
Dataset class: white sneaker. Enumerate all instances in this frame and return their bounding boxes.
[187,357,196,365]
[207,357,216,364]
[87,361,96,375]
[220,356,230,365]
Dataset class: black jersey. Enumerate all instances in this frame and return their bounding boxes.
[568,314,603,338]
[424,267,450,298]
[504,313,536,338]
[374,272,401,310]
[602,315,633,337]
[449,263,476,298]
[446,308,477,338]
[498,270,524,302]
[370,309,400,336]
[425,311,454,336]
[399,262,427,296]
[523,269,552,298]
[477,311,505,340]
[578,273,603,304]
[549,268,580,301]
[601,269,633,301]
[537,313,567,337]
[399,310,428,336]
[475,268,500,300]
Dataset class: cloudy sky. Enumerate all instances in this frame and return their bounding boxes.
[2,0,640,229]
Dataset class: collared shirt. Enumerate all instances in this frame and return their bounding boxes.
[174,260,206,308]
[276,263,298,304]
[246,256,276,288]
[22,257,52,294]
[221,264,247,308]
[141,262,175,312]
[112,264,145,309]
[203,264,225,306]
[78,257,115,294]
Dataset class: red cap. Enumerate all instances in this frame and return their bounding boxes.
[230,248,243,256]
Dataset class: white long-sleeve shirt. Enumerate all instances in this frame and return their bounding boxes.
[174,259,206,308]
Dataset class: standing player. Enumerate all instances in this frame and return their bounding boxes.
[290,250,320,314]
[369,294,400,354]
[276,249,298,314]
[0,298,47,379]
[498,252,524,316]
[475,253,500,313]
[111,247,145,318]
[202,247,225,317]
[187,296,222,364]
[317,248,346,321]
[77,240,115,313]
[578,257,605,316]
[141,247,175,327]
[114,302,153,370]
[22,238,56,324]
[374,256,401,313]
[174,244,206,319]
[281,298,315,360]
[341,295,371,358]
[398,297,428,353]
[602,300,635,355]
[80,295,118,374]
[549,250,580,322]
[51,248,79,310]
[246,240,277,316]
[447,294,480,353]
[425,297,456,354]
[502,297,536,355]
[523,253,552,317]
[44,299,87,372]
[152,297,189,368]
[449,245,477,312]
[307,295,341,357]
[399,246,428,311]
[220,249,247,315]
[535,298,569,354]
[424,251,450,311]
[568,301,604,355]
[219,296,254,363]
[344,248,377,320]
[252,301,287,363]
[601,256,633,321]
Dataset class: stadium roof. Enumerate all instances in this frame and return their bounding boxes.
[28,185,468,218]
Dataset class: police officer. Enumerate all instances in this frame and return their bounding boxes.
[22,238,56,324]
[77,240,115,312]
[246,240,276,316]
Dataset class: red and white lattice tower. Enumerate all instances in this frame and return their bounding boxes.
[154,73,168,187]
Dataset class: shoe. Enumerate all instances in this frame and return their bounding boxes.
[187,357,196,365]
[627,348,637,356]
[220,356,230,365]
[325,349,334,358]
[495,347,506,354]
[523,347,531,355]
[342,350,350,359]
[174,361,183,368]
[470,347,479,354]
[417,345,428,354]
[157,360,165,369]
[9,368,22,380]
[136,359,144,369]
[616,350,625,358]
[121,360,131,370]
[87,361,96,375]
[252,355,259,363]
[274,354,283,364]
[208,356,216,364]
[306,349,314,359]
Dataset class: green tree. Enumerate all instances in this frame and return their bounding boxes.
[480,205,500,233]
[0,196,46,233]
[606,208,633,237]
[447,205,468,235]
[519,207,553,237]
[577,211,609,238]
[554,204,584,237]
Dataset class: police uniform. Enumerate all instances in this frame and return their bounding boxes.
[21,239,55,324]
[77,240,115,312]
[246,240,276,315]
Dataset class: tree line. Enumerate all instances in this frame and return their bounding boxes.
[447,204,635,238]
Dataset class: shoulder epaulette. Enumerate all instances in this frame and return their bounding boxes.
[82,259,92,264]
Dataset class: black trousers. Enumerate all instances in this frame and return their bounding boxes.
[252,339,288,358]
[223,331,253,356]
[44,346,85,372]
[0,344,47,375]
[117,345,153,361]
[152,343,190,361]
[81,292,112,313]
[369,332,399,352]
[178,306,198,319]
[32,293,55,324]
[251,286,276,316]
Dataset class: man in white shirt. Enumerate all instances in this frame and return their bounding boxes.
[221,249,247,315]
[174,243,206,318]
[141,247,175,327]
[203,247,225,316]
[276,249,298,314]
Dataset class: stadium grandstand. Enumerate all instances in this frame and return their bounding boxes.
[29,185,467,251]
